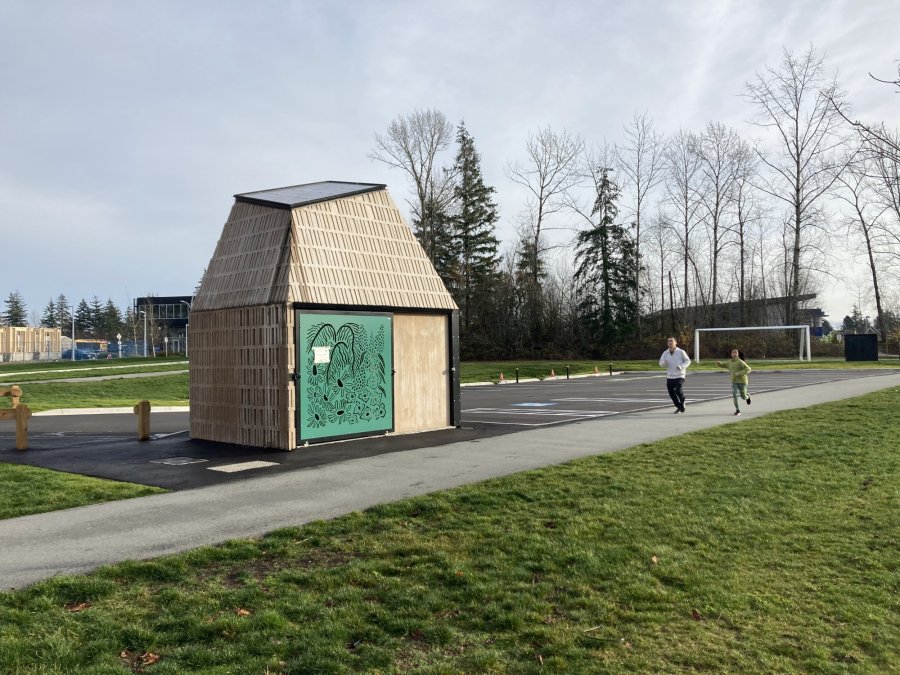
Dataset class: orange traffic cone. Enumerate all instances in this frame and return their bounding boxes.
[550,369,556,379]
[594,365,599,375]
[499,372,505,383]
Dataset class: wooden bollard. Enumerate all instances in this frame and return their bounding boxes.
[1,386,30,450]
[133,400,151,441]
[15,405,31,451]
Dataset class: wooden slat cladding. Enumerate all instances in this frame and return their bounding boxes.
[290,191,457,310]
[194,189,455,312]
[192,203,292,311]
[393,313,450,433]
[188,304,295,449]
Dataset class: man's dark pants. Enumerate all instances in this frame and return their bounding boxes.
[666,377,685,409]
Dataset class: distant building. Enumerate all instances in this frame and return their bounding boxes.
[0,326,62,362]
[133,295,193,354]
[654,294,827,330]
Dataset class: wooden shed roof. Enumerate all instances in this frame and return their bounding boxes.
[193,182,457,312]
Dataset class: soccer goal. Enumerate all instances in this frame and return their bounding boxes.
[693,325,812,363]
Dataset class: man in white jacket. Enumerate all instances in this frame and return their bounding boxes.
[659,336,691,413]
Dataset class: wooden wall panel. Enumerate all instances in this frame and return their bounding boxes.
[189,304,295,449]
[393,313,450,433]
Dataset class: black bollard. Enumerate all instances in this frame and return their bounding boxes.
[515,367,519,383]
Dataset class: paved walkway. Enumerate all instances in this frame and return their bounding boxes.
[2,372,899,591]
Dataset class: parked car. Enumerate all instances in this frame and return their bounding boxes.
[60,349,96,361]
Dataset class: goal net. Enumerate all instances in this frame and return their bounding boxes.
[693,325,812,363]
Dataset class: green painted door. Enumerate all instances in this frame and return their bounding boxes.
[296,311,393,442]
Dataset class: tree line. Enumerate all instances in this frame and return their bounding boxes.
[370,46,900,358]
[0,291,142,344]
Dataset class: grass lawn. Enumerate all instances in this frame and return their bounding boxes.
[0,464,165,520]
[1,388,897,672]
[0,359,188,384]
[0,374,189,412]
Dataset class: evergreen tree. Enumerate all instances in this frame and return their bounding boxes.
[573,168,639,353]
[412,196,458,290]
[514,232,548,353]
[74,299,92,337]
[2,290,28,327]
[55,294,72,334]
[41,299,58,328]
[101,299,123,339]
[89,296,104,335]
[451,123,501,342]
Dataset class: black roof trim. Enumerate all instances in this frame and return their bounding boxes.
[234,181,387,209]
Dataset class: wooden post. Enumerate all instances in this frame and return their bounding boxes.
[15,405,31,451]
[133,400,151,441]
[0,385,22,407]
[1,386,30,450]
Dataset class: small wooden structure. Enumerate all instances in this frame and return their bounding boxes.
[190,181,460,450]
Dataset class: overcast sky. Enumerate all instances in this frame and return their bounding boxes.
[2,0,898,324]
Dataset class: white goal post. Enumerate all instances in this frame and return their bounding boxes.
[693,325,812,363]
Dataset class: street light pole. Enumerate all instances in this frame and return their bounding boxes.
[140,310,147,357]
[180,300,192,358]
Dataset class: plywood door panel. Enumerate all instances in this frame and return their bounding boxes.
[393,313,449,433]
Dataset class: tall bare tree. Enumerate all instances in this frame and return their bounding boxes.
[868,130,900,264]
[616,112,665,338]
[745,46,850,324]
[507,126,583,346]
[696,122,741,319]
[662,129,704,321]
[370,109,454,262]
[834,152,890,341]
[830,62,900,163]
[731,138,765,324]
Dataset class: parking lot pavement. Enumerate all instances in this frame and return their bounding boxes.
[1,369,898,490]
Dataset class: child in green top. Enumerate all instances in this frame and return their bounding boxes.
[716,349,752,416]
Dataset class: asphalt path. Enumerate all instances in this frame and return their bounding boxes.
[1,368,897,490]
[2,368,899,591]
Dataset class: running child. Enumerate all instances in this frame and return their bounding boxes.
[716,349,752,416]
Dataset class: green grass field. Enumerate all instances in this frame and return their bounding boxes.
[1,387,897,672]
[0,464,165,520]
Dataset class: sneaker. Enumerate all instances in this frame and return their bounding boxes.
[679,405,686,413]
[746,397,751,405]
[673,408,681,414]
[734,410,741,416]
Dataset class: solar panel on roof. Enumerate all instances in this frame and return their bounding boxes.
[235,181,386,208]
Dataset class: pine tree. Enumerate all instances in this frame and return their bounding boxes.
[2,290,28,327]
[55,294,72,333]
[74,299,92,337]
[41,299,58,328]
[89,296,104,335]
[101,299,123,339]
[412,196,458,290]
[573,168,639,352]
[451,123,501,341]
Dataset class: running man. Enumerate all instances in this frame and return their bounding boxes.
[659,336,691,413]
